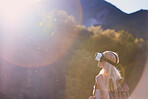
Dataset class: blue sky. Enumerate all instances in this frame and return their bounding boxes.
[105,0,148,14]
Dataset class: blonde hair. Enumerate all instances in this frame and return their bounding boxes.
[99,51,122,91]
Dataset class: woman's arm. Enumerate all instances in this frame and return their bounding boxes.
[96,75,110,99]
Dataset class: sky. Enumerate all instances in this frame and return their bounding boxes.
[105,0,148,14]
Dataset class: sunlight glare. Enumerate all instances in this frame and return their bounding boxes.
[0,0,41,20]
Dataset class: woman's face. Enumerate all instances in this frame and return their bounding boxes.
[97,61,104,68]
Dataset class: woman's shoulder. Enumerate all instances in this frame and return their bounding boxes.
[95,74,107,90]
[95,74,105,85]
[95,74,104,81]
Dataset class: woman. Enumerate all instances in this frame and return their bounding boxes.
[89,51,129,99]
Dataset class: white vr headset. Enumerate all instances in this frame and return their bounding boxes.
[95,52,118,67]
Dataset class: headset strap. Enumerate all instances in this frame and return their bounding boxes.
[112,52,118,64]
[101,55,118,67]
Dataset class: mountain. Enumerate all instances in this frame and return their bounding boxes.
[80,0,148,39]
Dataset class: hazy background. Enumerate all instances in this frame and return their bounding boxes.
[0,0,147,99]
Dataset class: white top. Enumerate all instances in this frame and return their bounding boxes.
[95,89,101,99]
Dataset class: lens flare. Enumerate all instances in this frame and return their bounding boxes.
[129,52,148,99]
[0,0,83,68]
